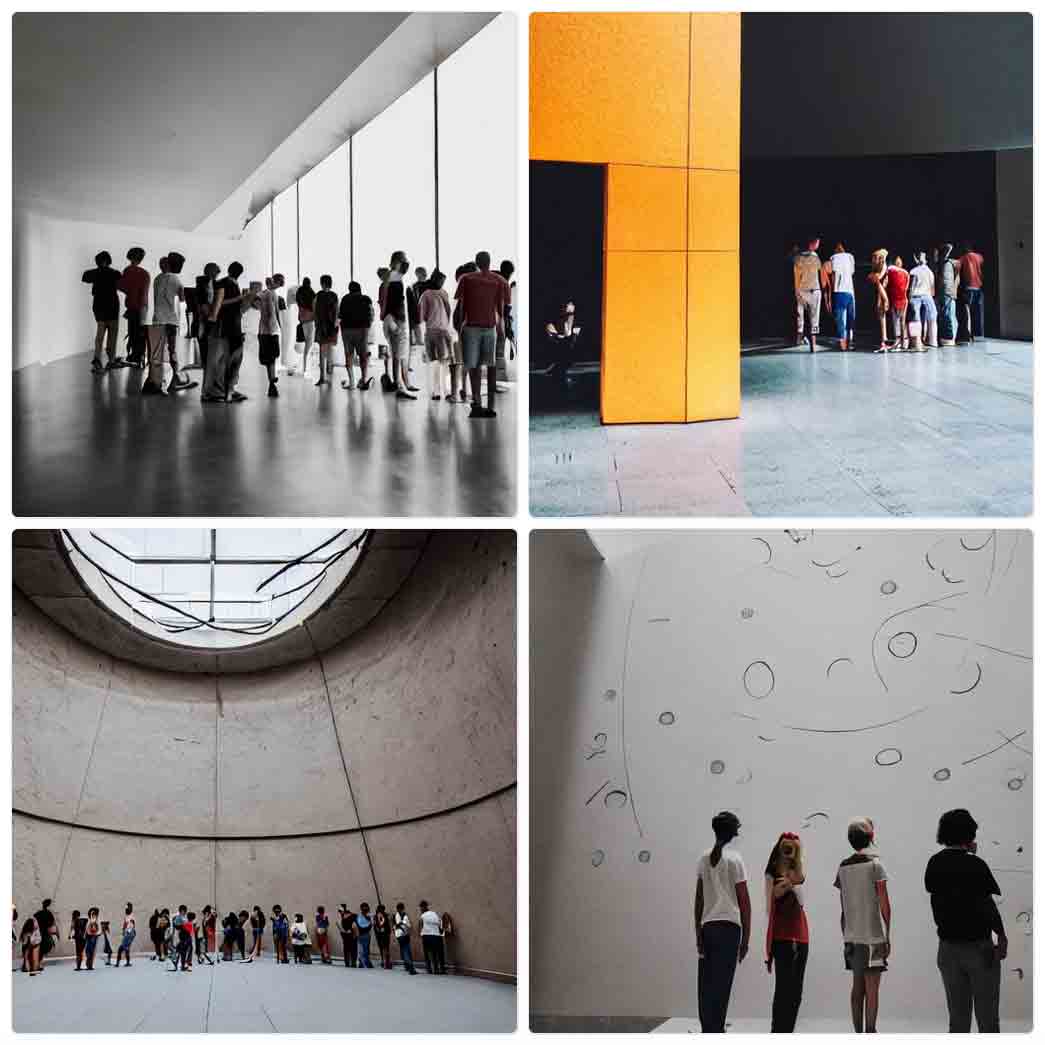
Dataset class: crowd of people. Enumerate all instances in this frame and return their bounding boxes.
[82,247,517,419]
[695,808,1011,1034]
[791,238,986,352]
[16,898,455,977]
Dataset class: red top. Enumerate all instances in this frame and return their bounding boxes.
[885,267,910,308]
[118,265,150,311]
[960,252,984,289]
[454,270,510,329]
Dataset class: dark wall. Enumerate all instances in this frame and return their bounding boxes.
[742,13,1032,159]
[741,151,1000,340]
[530,161,605,363]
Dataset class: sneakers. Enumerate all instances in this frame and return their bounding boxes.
[380,373,395,392]
[229,390,248,402]
[406,384,420,393]
[91,359,105,374]
[140,380,166,396]
[315,377,327,387]
[201,394,224,404]
[396,388,418,400]
[469,405,497,418]
[267,382,279,398]
[341,379,354,390]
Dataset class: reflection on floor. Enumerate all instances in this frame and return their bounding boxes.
[13,958,516,1033]
[652,1016,1032,1034]
[14,350,516,517]
[531,340,1032,517]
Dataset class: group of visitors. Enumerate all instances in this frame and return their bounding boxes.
[791,238,986,352]
[16,898,454,977]
[82,247,516,420]
[695,808,1010,1034]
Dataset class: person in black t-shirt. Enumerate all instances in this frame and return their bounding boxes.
[339,282,375,391]
[202,261,249,403]
[82,251,127,372]
[924,808,1006,1032]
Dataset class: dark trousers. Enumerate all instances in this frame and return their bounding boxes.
[126,310,146,362]
[962,287,984,338]
[341,932,357,967]
[84,934,98,970]
[937,939,1001,1032]
[770,940,808,1032]
[422,935,446,974]
[698,921,741,1033]
[398,936,416,972]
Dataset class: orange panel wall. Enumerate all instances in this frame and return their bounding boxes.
[530,13,741,425]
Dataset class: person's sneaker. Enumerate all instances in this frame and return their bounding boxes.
[341,379,354,390]
[380,373,395,392]
[315,377,326,387]
[359,376,374,391]
[268,382,279,398]
[229,390,248,402]
[201,394,224,403]
[406,384,420,393]
[431,394,442,400]
[469,405,496,418]
[458,390,469,403]
[396,388,417,400]
[141,380,164,396]
[91,359,105,374]
[495,382,510,393]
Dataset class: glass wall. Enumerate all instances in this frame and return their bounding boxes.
[353,73,436,298]
[272,183,298,285]
[239,202,272,277]
[298,143,350,292]
[438,14,518,278]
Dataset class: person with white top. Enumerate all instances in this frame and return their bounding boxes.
[393,902,418,975]
[907,251,938,351]
[255,274,285,397]
[418,900,446,974]
[144,253,194,395]
[822,242,856,351]
[694,811,751,1033]
[835,817,891,1033]
[420,271,453,400]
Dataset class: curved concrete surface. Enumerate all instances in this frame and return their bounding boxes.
[13,530,516,979]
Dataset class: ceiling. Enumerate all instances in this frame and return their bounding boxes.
[13,12,407,229]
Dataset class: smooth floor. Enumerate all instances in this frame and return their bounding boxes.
[652,1016,1032,1034]
[530,340,1032,517]
[14,345,516,517]
[13,956,516,1033]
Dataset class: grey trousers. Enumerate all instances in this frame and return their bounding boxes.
[937,939,1001,1032]
[795,288,821,336]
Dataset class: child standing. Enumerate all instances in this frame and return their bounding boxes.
[272,906,290,964]
[69,909,87,970]
[835,817,891,1033]
[884,257,910,351]
[101,920,113,966]
[314,906,332,964]
[290,914,312,963]
[114,903,135,967]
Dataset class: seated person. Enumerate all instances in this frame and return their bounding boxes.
[545,301,580,340]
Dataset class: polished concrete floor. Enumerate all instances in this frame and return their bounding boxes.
[14,347,516,517]
[13,957,516,1033]
[531,340,1032,517]
[652,1016,1032,1033]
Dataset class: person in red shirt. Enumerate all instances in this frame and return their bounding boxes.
[454,251,510,418]
[884,257,911,352]
[958,242,985,343]
[117,247,151,366]
[765,832,809,1032]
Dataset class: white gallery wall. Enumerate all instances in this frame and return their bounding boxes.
[531,530,1032,1030]
[13,209,267,371]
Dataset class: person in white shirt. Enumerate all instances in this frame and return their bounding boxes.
[694,811,751,1033]
[144,253,195,395]
[418,901,446,974]
[908,251,938,350]
[420,271,453,400]
[289,914,312,964]
[254,274,285,397]
[393,902,418,975]
[822,242,857,351]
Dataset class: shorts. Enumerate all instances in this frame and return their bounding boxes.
[844,941,888,973]
[341,326,369,359]
[461,324,496,368]
[383,315,409,362]
[258,334,280,365]
[450,334,464,364]
[252,928,263,944]
[425,329,452,362]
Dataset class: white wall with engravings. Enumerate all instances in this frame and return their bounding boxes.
[530,530,1032,1029]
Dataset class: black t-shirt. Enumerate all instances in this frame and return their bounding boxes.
[82,267,121,321]
[315,289,339,330]
[216,278,243,344]
[339,293,373,329]
[72,916,88,941]
[924,848,1001,941]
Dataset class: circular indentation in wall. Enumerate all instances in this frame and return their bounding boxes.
[658,711,676,726]
[1008,776,1025,792]
[887,631,917,659]
[591,849,605,867]
[637,850,651,864]
[604,689,617,702]
[604,789,628,809]
[710,759,726,775]
[593,732,607,747]
[880,580,897,595]
[1017,846,1024,854]
[741,607,755,620]
[875,748,902,767]
[933,768,952,782]
[743,660,775,700]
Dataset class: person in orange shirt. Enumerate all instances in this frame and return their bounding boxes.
[117,247,150,366]
[454,251,511,417]
[958,242,985,343]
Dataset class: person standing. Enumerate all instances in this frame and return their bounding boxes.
[271,906,289,964]
[867,248,890,350]
[70,909,88,970]
[314,905,332,964]
[338,281,374,391]
[101,920,113,966]
[356,902,374,968]
[146,252,194,395]
[394,902,417,974]
[418,900,445,974]
[408,266,428,382]
[33,899,58,969]
[792,238,822,353]
[204,261,249,403]
[245,905,266,962]
[455,251,511,417]
[835,817,891,1033]
[496,259,517,389]
[117,247,150,366]
[383,252,418,400]
[450,262,478,403]
[958,242,986,343]
[420,270,453,400]
[374,904,393,970]
[81,251,125,372]
[296,277,317,376]
[114,902,135,967]
[908,251,938,350]
[884,256,910,351]
[256,274,285,397]
[822,242,856,351]
[20,916,42,976]
[925,808,1006,1033]
[83,908,101,970]
[935,243,961,347]
[695,811,751,1033]
[338,905,359,967]
[290,914,312,963]
[314,276,340,387]
[197,906,215,965]
[764,833,809,1033]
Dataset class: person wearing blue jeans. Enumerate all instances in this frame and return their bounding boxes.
[958,243,986,342]
[935,243,960,346]
[823,243,857,351]
[907,252,938,350]
[355,903,374,968]
[394,903,418,975]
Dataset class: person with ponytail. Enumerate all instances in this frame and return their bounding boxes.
[764,832,809,1032]
[694,811,751,1033]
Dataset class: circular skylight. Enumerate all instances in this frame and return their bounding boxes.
[62,528,366,649]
